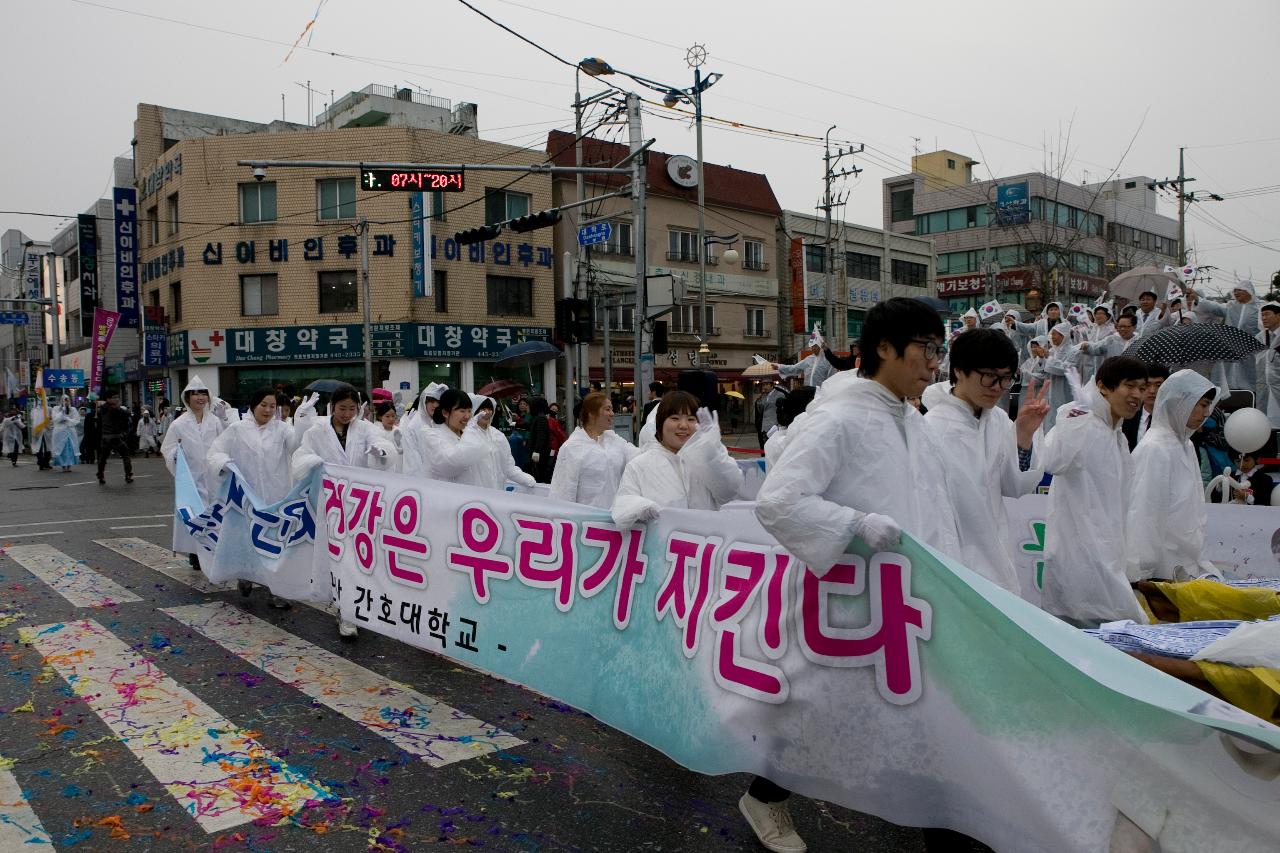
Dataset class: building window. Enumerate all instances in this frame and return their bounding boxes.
[847,308,867,341]
[149,289,160,307]
[946,158,957,170]
[169,281,182,322]
[433,270,448,312]
[745,306,766,337]
[486,275,534,316]
[431,191,446,221]
[743,239,766,271]
[666,230,699,262]
[483,189,531,225]
[240,182,277,223]
[1124,180,1137,189]
[594,303,634,331]
[148,206,159,245]
[600,221,633,256]
[845,251,881,281]
[890,188,914,222]
[318,270,358,313]
[804,243,828,273]
[671,304,715,335]
[240,274,279,316]
[317,178,357,221]
[167,193,179,235]
[891,259,927,287]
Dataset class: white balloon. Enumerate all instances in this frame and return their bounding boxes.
[1224,407,1272,453]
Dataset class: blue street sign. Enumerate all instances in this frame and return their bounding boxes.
[0,311,30,325]
[42,369,85,389]
[577,222,612,247]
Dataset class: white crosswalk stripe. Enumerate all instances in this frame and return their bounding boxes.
[0,765,52,848]
[94,537,232,594]
[4,544,142,607]
[20,619,333,834]
[162,601,524,766]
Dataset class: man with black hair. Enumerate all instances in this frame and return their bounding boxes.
[642,381,664,422]
[96,389,134,485]
[924,329,1051,593]
[752,297,962,853]
[1123,363,1169,451]
[1039,356,1150,626]
[1258,301,1280,426]
[1079,312,1139,364]
[756,381,786,450]
[1134,290,1163,334]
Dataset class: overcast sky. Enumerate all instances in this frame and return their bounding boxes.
[5,0,1278,295]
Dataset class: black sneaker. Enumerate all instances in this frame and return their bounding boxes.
[237,580,253,598]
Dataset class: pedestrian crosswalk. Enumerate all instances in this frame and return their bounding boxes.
[4,543,142,607]
[1,537,526,839]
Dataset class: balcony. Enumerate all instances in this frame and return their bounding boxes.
[669,326,722,337]
[743,259,770,272]
[592,243,634,257]
[743,328,771,338]
[664,251,719,265]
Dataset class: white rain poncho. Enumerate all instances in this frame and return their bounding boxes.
[549,426,638,508]
[400,383,448,473]
[637,403,659,450]
[136,411,159,453]
[1225,281,1261,391]
[468,394,535,491]
[1127,370,1220,581]
[611,412,743,528]
[1,413,23,455]
[50,398,81,466]
[1038,383,1147,625]
[777,351,834,387]
[1012,301,1062,339]
[422,418,490,484]
[161,377,235,506]
[1080,305,1115,379]
[762,426,788,469]
[290,415,395,483]
[1002,311,1030,363]
[207,416,301,506]
[1258,315,1280,426]
[1041,322,1082,430]
[755,377,961,576]
[923,389,1043,593]
[373,422,403,474]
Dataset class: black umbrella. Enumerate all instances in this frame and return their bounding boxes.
[1122,323,1266,364]
[304,379,349,393]
[495,340,561,368]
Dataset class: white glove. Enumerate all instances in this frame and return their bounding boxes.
[638,503,661,523]
[696,408,719,434]
[295,393,319,418]
[854,513,902,551]
[366,446,387,458]
[392,430,403,451]
[212,398,229,417]
[531,452,541,463]
[358,402,368,421]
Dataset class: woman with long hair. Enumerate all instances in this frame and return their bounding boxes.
[421,388,489,484]
[549,392,638,508]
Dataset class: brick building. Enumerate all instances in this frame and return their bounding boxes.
[132,98,556,406]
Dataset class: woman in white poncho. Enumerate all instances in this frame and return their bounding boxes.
[550,392,638,508]
[611,391,743,528]
[465,393,536,492]
[50,396,81,471]
[421,389,490,485]
[135,408,160,457]
[1126,370,1221,581]
[160,376,237,568]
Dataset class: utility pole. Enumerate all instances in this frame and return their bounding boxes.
[628,92,648,436]
[1177,146,1187,264]
[358,217,373,397]
[818,130,861,350]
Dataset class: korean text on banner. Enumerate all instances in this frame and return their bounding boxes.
[89,308,120,393]
[77,214,99,338]
[113,187,140,329]
[178,463,1280,853]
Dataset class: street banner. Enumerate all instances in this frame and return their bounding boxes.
[410,191,430,298]
[89,308,120,393]
[175,462,1280,853]
[113,187,140,329]
[22,249,42,301]
[77,214,99,338]
[41,369,85,389]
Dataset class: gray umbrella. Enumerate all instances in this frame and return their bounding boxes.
[1107,266,1179,305]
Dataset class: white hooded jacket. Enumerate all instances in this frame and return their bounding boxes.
[207,416,301,506]
[1127,370,1220,581]
[924,390,1044,593]
[468,394,535,491]
[290,416,395,482]
[611,418,743,528]
[161,377,235,504]
[550,426,638,508]
[755,377,961,576]
[422,418,490,484]
[50,399,81,457]
[1041,322,1082,429]
[1038,383,1147,624]
[1257,316,1280,427]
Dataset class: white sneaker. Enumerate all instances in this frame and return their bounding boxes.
[337,618,358,639]
[738,793,806,853]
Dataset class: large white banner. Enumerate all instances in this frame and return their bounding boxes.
[177,461,1280,853]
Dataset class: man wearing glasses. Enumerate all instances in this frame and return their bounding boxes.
[750,298,962,853]
[923,329,1052,594]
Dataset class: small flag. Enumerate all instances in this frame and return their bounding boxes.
[1068,303,1089,320]
[978,300,1002,320]
[1166,281,1184,302]
[1164,264,1198,282]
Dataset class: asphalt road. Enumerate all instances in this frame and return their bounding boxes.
[0,454,932,852]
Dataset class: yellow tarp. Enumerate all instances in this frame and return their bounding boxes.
[1152,579,1280,622]
[1194,661,1280,723]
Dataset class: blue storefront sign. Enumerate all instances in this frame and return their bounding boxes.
[42,369,85,389]
[410,192,428,298]
[144,331,167,367]
[996,182,1030,226]
[113,187,140,329]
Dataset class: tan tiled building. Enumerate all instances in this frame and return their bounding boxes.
[133,100,556,405]
[545,130,782,409]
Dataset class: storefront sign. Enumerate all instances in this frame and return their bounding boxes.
[848,285,881,306]
[144,332,167,367]
[23,250,42,301]
[937,270,1032,296]
[197,236,553,273]
[139,246,185,284]
[410,192,430,298]
[170,323,552,366]
[113,187,140,329]
[139,152,182,200]
[995,181,1030,226]
[90,308,120,392]
[77,214,99,338]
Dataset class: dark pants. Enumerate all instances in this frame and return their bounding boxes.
[36,445,51,469]
[748,776,790,803]
[97,434,133,480]
[6,448,17,466]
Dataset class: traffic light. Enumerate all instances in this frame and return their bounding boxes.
[651,320,668,354]
[554,298,594,345]
[508,209,562,233]
[454,224,501,245]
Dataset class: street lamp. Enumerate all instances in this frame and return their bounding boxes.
[22,240,61,373]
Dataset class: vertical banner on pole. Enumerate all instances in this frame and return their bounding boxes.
[90,308,120,393]
[113,187,140,329]
[77,214,99,338]
[410,192,426,298]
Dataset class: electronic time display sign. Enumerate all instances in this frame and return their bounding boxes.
[360,168,465,192]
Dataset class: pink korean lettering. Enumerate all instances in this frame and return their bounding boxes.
[345,485,385,574]
[380,491,430,587]
[579,524,648,629]
[445,503,512,603]
[513,515,577,612]
[798,554,931,705]
[321,476,348,558]
[707,545,792,703]
[655,533,719,657]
